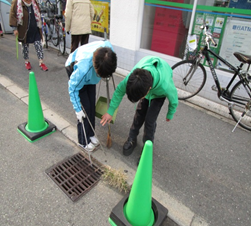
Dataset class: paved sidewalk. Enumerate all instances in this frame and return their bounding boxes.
[0,70,207,226]
[1,33,251,226]
[0,76,182,226]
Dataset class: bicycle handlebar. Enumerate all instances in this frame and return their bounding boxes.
[201,25,217,47]
[210,37,217,47]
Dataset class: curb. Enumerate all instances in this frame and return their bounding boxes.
[0,73,209,226]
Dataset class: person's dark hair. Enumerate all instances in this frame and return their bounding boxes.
[126,68,153,103]
[93,47,117,78]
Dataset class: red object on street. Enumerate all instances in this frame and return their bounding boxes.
[25,61,32,70]
[40,63,48,71]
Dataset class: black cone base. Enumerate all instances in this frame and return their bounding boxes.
[109,193,168,226]
[17,119,56,142]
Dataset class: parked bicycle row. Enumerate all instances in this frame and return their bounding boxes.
[39,0,66,55]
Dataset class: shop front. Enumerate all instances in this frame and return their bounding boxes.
[140,0,251,70]
[88,0,251,105]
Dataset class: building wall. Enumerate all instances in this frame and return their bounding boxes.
[80,0,246,108]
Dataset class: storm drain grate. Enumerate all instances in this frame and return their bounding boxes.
[45,153,103,202]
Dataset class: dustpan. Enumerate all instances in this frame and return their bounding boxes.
[95,96,118,124]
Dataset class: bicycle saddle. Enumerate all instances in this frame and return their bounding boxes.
[234,52,251,64]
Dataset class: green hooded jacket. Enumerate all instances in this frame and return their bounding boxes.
[107,56,178,120]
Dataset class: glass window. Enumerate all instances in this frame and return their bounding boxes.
[141,1,193,58]
[141,0,251,64]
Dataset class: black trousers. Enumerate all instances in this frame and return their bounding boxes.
[71,34,89,53]
[129,97,165,143]
[78,84,96,145]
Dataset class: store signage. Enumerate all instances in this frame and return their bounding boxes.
[218,19,251,71]
[91,1,109,33]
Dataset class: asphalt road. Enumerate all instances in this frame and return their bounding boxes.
[1,34,251,226]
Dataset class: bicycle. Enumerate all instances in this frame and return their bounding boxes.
[171,24,251,131]
[39,0,66,55]
[40,7,49,48]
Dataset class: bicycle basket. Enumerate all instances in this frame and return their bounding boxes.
[185,47,198,60]
[185,35,198,60]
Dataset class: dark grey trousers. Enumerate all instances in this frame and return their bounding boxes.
[78,84,96,145]
[129,97,165,143]
[71,34,89,53]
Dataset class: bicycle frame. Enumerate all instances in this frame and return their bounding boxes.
[201,46,251,105]
[173,24,251,131]
[44,15,59,45]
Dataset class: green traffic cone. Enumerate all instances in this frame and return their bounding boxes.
[17,71,56,142]
[25,71,47,132]
[123,140,155,226]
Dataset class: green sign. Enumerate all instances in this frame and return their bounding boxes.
[192,12,227,67]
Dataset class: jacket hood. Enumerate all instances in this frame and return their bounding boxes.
[131,56,171,100]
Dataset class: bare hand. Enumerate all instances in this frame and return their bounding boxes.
[13,30,18,37]
[100,113,112,126]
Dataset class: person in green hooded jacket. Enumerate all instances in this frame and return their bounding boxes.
[101,56,178,160]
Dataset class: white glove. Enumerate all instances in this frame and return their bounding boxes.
[76,110,86,121]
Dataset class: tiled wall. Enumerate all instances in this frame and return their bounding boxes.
[112,46,136,71]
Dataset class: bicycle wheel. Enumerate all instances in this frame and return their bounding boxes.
[229,80,251,131]
[58,26,66,55]
[51,24,59,46]
[42,23,49,48]
[172,60,207,100]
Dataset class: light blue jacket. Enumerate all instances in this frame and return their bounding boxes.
[65,40,114,112]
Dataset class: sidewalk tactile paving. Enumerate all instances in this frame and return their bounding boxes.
[45,153,103,202]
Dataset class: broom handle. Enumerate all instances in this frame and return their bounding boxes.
[106,78,110,104]
[96,79,101,102]
[111,74,116,90]
[106,78,111,135]
[81,118,93,165]
[81,104,105,152]
[81,105,97,138]
[16,36,19,59]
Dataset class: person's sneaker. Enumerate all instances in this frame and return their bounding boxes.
[25,61,31,70]
[79,142,95,152]
[40,63,48,71]
[123,137,137,156]
[90,136,100,146]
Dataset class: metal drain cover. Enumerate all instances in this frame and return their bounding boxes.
[45,153,103,202]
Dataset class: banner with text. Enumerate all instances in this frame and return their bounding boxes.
[91,1,109,33]
[218,18,251,71]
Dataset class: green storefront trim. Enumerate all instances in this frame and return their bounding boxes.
[145,0,251,16]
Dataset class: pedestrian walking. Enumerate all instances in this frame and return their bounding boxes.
[101,56,178,162]
[65,40,117,152]
[9,0,48,71]
[64,0,94,53]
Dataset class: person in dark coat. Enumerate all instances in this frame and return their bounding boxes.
[9,0,48,71]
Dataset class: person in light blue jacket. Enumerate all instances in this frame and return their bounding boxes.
[65,40,117,151]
